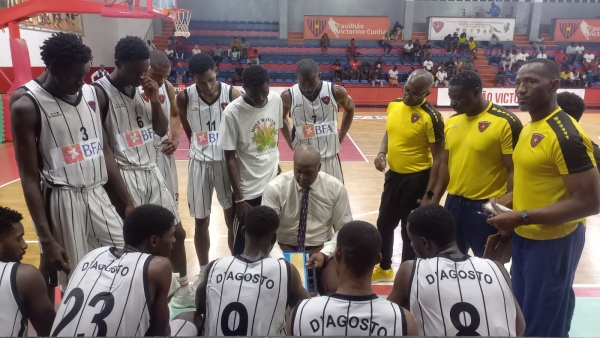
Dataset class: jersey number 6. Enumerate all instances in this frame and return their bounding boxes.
[51,287,115,337]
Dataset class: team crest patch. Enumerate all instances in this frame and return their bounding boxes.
[321,96,331,105]
[531,133,544,148]
[158,94,166,104]
[478,121,491,132]
[411,113,421,123]
[308,18,326,37]
[221,102,228,110]
[559,21,579,40]
[141,92,149,102]
[433,21,444,33]
[87,101,96,111]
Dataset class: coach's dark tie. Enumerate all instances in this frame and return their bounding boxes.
[297,188,310,251]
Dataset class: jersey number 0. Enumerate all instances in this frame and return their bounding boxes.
[52,288,115,337]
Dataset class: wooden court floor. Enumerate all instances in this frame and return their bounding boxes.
[2,110,600,284]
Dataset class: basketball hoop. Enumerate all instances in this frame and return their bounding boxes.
[167,9,191,38]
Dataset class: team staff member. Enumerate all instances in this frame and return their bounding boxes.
[281,59,355,183]
[372,69,445,283]
[437,71,522,257]
[487,59,600,337]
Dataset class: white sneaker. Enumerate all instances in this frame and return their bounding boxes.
[171,284,196,309]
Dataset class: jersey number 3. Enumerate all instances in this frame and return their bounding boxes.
[52,288,115,337]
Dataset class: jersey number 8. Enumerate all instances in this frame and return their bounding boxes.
[450,302,481,336]
[51,287,115,337]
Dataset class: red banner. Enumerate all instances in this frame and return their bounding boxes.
[304,16,390,40]
[554,19,600,42]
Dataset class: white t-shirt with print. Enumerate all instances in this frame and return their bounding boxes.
[584,53,596,63]
[218,91,283,200]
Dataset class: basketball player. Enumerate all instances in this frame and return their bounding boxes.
[197,206,310,336]
[177,53,238,284]
[0,206,56,336]
[281,59,355,183]
[218,65,283,255]
[51,204,174,337]
[93,36,193,308]
[372,69,445,282]
[8,69,48,107]
[387,205,525,336]
[11,33,133,288]
[145,50,181,205]
[436,70,522,257]
[290,220,418,336]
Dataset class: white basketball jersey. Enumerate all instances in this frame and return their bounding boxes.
[186,82,233,162]
[21,78,43,92]
[26,84,107,188]
[95,77,156,168]
[51,247,153,337]
[292,294,406,336]
[204,256,290,336]
[0,262,27,337]
[410,255,516,336]
[148,83,172,149]
[290,81,340,158]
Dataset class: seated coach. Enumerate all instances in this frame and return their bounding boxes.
[263,145,352,294]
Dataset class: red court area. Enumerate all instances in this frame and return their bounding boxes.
[174,130,367,162]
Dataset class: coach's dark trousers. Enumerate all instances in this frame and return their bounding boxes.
[444,194,499,257]
[232,196,263,255]
[376,168,430,269]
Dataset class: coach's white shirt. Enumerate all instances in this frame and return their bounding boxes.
[264,171,352,259]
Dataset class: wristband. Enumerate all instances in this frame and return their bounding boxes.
[235,199,245,204]
[378,152,386,156]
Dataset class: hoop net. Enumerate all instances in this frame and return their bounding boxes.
[166,9,191,38]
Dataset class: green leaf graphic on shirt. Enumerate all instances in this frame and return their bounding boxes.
[252,121,277,152]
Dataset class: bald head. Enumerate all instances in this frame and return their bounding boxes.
[294,145,321,166]
[293,145,321,189]
[403,69,433,106]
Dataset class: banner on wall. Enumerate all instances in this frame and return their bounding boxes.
[427,17,515,41]
[553,19,600,42]
[0,1,83,34]
[437,88,585,107]
[303,16,390,40]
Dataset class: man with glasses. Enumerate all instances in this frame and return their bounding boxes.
[372,69,445,283]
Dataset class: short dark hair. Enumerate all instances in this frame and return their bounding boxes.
[557,92,586,122]
[449,70,483,91]
[115,36,150,62]
[297,59,319,77]
[242,65,269,88]
[40,33,93,70]
[188,53,215,75]
[407,205,455,247]
[123,205,174,247]
[524,58,560,80]
[244,206,279,238]
[149,50,171,69]
[0,206,23,238]
[337,221,382,275]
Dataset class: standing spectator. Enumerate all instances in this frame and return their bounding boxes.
[332,59,343,81]
[451,32,459,53]
[494,68,506,87]
[463,57,474,71]
[468,37,478,59]
[247,48,259,65]
[192,44,201,55]
[434,66,448,87]
[175,36,185,60]
[347,56,360,80]
[536,50,548,59]
[444,57,456,78]
[566,42,578,64]
[240,37,250,60]
[320,33,330,53]
[458,33,469,54]
[147,39,156,50]
[571,68,582,88]
[230,46,240,66]
[532,34,544,55]
[413,39,422,63]
[171,61,189,84]
[232,62,243,85]
[575,43,585,64]
[218,65,283,255]
[229,37,242,57]
[91,64,109,81]
[422,40,432,60]
[423,56,433,73]
[555,49,570,69]
[486,2,501,17]
[388,65,399,86]
[372,66,384,87]
[403,40,414,62]
[489,33,504,54]
[165,45,174,65]
[382,32,393,54]
[347,38,358,61]
[561,67,572,87]
[501,49,513,71]
[360,60,371,81]
[515,49,529,70]
[444,34,453,53]
[583,51,596,71]
[212,43,223,65]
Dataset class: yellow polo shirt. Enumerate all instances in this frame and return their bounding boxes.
[386,98,445,174]
[445,102,523,200]
[513,108,596,240]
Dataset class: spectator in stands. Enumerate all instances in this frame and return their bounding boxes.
[360,60,371,81]
[515,49,529,70]
[390,22,403,40]
[332,60,343,81]
[171,61,189,85]
[583,51,596,71]
[403,40,414,62]
[489,33,504,54]
[536,50,548,59]
[422,40,432,60]
[91,64,109,81]
[165,45,174,65]
[423,56,434,73]
[434,65,448,87]
[510,49,519,70]
[501,49,513,71]
[247,48,259,65]
[468,37,478,60]
[347,38,358,61]
[451,32,459,52]
[494,68,506,87]
[347,56,360,80]
[374,56,383,69]
[413,39,422,63]
[229,37,241,57]
[372,66,384,87]
[168,32,176,48]
[233,62,243,85]
[566,42,578,64]
[240,37,250,60]
[444,34,453,53]
[555,49,570,70]
[321,33,330,53]
[388,65,399,86]
[455,57,464,72]
[192,44,201,55]
[175,36,185,60]
[531,33,544,55]
[463,57,474,71]
[230,46,240,66]
[445,57,456,78]
[458,33,469,54]
[571,68,582,88]
[382,32,393,54]
[147,39,156,50]
[575,43,585,64]
[407,66,415,78]
[486,2,501,17]
[212,43,224,65]
[561,67,572,87]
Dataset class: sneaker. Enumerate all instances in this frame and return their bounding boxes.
[371,265,395,283]
[191,274,203,291]
[171,284,196,309]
